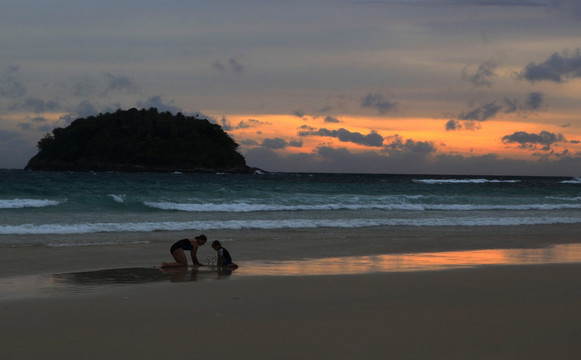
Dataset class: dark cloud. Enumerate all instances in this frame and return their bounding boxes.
[524,91,545,111]
[504,91,546,113]
[261,137,289,149]
[219,116,232,131]
[324,116,341,123]
[240,139,260,146]
[16,97,61,113]
[288,139,303,147]
[17,116,52,132]
[244,141,581,176]
[445,119,461,131]
[0,65,27,99]
[237,119,270,129]
[74,101,100,118]
[104,73,140,94]
[137,95,182,114]
[458,102,502,121]
[212,60,226,73]
[449,92,547,131]
[212,58,244,74]
[461,59,498,87]
[260,137,303,149]
[383,135,437,155]
[71,78,97,97]
[229,58,244,73]
[69,73,139,98]
[503,98,519,113]
[502,130,566,150]
[298,127,384,147]
[361,93,397,114]
[58,100,118,125]
[518,49,581,83]
[292,110,306,118]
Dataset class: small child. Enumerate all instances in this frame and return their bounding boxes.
[211,240,238,269]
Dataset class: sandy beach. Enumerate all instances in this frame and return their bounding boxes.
[2,225,581,359]
[1,264,581,360]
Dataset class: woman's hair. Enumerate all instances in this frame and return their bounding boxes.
[196,234,207,242]
[212,240,221,247]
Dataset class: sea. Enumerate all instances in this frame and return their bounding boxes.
[1,169,580,249]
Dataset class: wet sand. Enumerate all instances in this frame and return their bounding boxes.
[2,264,581,360]
[3,224,581,277]
[2,224,581,359]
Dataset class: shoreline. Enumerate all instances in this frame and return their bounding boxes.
[3,241,581,301]
[3,223,581,276]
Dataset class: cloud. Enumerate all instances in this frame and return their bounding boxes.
[446,119,461,131]
[237,118,270,129]
[212,58,244,74]
[0,65,27,99]
[261,137,303,149]
[219,116,232,131]
[504,91,546,113]
[458,102,502,121]
[229,58,244,73]
[524,91,545,111]
[383,135,437,155]
[292,110,306,118]
[13,97,61,113]
[104,73,140,94]
[211,60,226,73]
[361,93,397,114]
[136,95,182,114]
[518,49,581,83]
[502,130,566,150]
[244,141,581,176]
[449,92,547,131]
[298,127,384,147]
[461,59,498,87]
[71,78,98,98]
[324,116,341,123]
[261,138,288,149]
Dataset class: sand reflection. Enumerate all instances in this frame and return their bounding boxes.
[239,244,581,276]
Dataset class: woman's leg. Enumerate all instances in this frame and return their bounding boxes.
[161,248,188,268]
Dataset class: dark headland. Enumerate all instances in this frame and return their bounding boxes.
[25,108,262,174]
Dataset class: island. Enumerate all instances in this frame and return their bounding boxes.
[25,108,259,173]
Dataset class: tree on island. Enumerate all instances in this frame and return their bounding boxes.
[25,108,254,173]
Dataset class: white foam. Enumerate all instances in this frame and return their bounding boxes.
[561,177,581,184]
[143,201,581,213]
[413,178,521,184]
[108,194,126,203]
[0,199,62,209]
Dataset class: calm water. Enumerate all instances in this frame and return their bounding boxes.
[1,170,580,248]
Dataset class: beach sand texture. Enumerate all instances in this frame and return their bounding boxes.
[2,265,581,360]
[2,225,581,359]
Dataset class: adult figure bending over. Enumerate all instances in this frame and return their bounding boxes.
[160,235,207,268]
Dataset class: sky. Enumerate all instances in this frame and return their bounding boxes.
[1,0,581,176]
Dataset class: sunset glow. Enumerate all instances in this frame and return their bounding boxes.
[239,244,581,276]
[1,1,581,175]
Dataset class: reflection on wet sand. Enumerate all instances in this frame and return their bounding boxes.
[3,244,581,299]
[239,243,581,276]
[50,266,235,290]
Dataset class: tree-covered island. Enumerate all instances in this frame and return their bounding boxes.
[25,108,259,173]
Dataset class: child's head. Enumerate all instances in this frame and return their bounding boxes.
[211,240,221,251]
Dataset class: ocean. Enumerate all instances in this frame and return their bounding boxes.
[1,169,580,249]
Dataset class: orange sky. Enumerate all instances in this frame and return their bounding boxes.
[225,113,580,162]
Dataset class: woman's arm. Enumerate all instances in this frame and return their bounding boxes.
[191,243,202,266]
